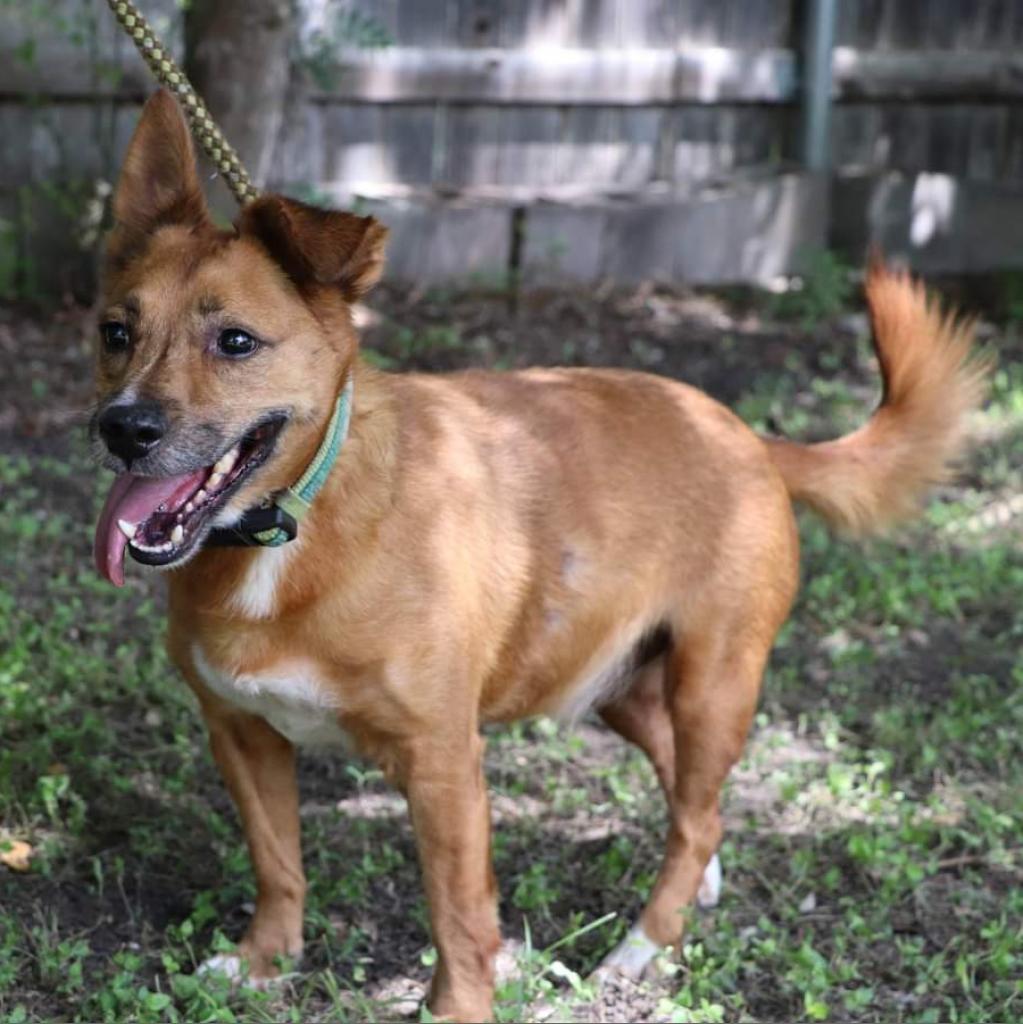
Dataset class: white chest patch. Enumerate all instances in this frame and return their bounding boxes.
[227,543,296,620]
[191,643,347,748]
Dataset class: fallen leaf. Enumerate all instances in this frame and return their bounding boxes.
[0,840,33,872]
[798,891,817,913]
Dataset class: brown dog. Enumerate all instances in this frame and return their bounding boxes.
[91,91,988,1021]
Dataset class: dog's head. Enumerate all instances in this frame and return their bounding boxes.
[91,90,387,586]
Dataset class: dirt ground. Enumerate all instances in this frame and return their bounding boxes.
[1,277,1021,1023]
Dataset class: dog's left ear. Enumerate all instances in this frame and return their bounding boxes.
[239,195,388,300]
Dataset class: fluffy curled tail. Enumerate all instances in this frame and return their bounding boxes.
[765,260,992,535]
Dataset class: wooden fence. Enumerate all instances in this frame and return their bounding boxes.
[4,0,1023,296]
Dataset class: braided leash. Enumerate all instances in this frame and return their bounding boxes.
[106,0,259,205]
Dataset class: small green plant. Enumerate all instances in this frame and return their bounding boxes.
[368,324,466,369]
[773,248,855,327]
[997,269,1023,324]
[511,862,559,916]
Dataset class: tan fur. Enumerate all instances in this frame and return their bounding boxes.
[765,261,991,533]
[95,92,991,1022]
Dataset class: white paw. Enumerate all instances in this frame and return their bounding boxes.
[494,938,525,983]
[596,922,662,980]
[696,851,722,909]
[199,953,246,983]
[197,953,290,991]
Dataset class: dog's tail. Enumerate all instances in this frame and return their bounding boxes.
[764,260,992,535]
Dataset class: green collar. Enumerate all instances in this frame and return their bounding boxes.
[206,378,354,549]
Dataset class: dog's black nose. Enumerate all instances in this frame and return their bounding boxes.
[98,401,168,464]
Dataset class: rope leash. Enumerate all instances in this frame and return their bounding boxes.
[106,0,259,206]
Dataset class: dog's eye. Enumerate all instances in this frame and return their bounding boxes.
[100,321,130,353]
[217,329,259,358]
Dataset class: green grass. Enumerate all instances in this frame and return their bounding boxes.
[1,302,1022,1023]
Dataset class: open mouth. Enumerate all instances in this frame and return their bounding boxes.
[94,414,286,586]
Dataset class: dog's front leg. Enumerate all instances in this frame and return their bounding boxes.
[399,731,500,1022]
[199,699,306,982]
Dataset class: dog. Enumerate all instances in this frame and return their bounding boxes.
[91,91,989,1021]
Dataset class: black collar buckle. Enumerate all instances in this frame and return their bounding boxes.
[206,505,298,548]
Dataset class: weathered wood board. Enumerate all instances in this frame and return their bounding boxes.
[6,0,1023,294]
[521,173,828,285]
[832,172,1023,273]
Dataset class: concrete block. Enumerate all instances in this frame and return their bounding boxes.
[357,194,511,283]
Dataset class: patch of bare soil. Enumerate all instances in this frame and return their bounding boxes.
[363,281,869,416]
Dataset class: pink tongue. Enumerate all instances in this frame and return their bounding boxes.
[94,470,207,586]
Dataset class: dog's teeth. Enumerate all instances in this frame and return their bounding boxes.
[117,519,137,539]
[208,472,224,489]
[184,501,194,513]
[195,489,208,504]
[214,447,239,476]
[171,524,184,545]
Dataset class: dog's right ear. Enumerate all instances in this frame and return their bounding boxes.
[106,89,209,268]
[238,195,388,301]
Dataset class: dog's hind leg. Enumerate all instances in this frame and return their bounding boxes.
[632,615,777,962]
[597,656,723,977]
[600,657,676,797]
[600,658,723,906]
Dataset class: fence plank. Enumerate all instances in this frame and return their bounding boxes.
[832,171,1023,272]
[306,46,796,105]
[11,42,1023,106]
[966,105,1007,180]
[440,104,502,187]
[496,0,576,49]
[318,104,437,188]
[454,0,503,47]
[682,0,729,46]
[521,173,827,285]
[669,107,791,184]
[556,107,663,189]
[832,48,1023,100]
[492,107,564,188]
[356,194,511,281]
[394,0,455,46]
[833,101,1023,181]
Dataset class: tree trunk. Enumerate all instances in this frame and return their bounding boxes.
[184,0,295,208]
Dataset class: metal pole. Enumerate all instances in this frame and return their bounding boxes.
[801,0,838,172]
